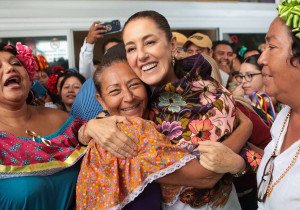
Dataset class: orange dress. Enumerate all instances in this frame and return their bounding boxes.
[76,117,195,210]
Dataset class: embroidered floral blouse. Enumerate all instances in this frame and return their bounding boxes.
[149,54,261,208]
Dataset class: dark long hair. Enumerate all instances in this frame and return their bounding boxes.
[243,54,263,71]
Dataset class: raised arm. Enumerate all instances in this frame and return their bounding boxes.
[79,21,106,79]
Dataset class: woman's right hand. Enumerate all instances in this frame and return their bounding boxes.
[85,116,138,158]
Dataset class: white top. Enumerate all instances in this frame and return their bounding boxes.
[219,70,229,87]
[79,38,96,79]
[257,106,300,210]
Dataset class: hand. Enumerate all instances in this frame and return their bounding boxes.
[231,84,244,97]
[85,115,138,158]
[86,21,107,44]
[198,141,245,174]
[174,49,189,60]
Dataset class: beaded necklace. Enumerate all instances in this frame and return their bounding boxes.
[266,110,300,197]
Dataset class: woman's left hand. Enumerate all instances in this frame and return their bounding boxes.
[198,141,245,174]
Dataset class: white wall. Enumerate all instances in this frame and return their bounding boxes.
[0,0,277,67]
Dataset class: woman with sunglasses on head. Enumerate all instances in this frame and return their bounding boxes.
[256,0,300,209]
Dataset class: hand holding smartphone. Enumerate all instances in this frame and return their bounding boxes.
[99,20,121,35]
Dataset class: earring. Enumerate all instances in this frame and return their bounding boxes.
[172,55,175,67]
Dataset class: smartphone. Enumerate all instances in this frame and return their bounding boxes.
[32,81,47,98]
[100,20,121,35]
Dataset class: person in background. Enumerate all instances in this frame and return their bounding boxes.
[244,49,260,60]
[72,21,122,120]
[256,1,300,209]
[184,32,213,57]
[0,42,85,210]
[212,40,236,86]
[172,31,187,48]
[236,54,276,126]
[79,21,122,79]
[172,31,187,59]
[47,65,67,96]
[181,32,223,84]
[60,72,85,112]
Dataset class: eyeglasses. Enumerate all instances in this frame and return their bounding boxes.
[257,155,276,202]
[235,73,262,83]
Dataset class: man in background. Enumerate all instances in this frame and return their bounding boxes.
[184,32,213,57]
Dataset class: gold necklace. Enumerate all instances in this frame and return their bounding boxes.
[266,110,300,197]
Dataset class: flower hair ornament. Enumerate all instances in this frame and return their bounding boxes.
[36,55,49,71]
[47,65,66,95]
[278,0,300,39]
[3,42,38,81]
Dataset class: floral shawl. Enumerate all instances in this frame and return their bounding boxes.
[0,117,85,179]
[76,117,196,210]
[150,54,258,208]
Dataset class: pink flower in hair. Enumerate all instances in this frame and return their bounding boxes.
[15,42,38,81]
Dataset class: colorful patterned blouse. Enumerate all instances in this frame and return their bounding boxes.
[149,54,260,208]
[0,116,85,210]
[76,117,196,210]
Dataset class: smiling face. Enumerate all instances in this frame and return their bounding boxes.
[60,76,82,110]
[0,51,31,105]
[258,17,300,103]
[96,61,148,118]
[239,62,264,96]
[123,17,177,87]
[213,44,234,73]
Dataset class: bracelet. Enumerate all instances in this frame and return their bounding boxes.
[232,165,248,177]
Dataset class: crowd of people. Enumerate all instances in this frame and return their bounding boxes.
[0,0,299,209]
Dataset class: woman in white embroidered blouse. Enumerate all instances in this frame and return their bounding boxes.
[256,1,300,209]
